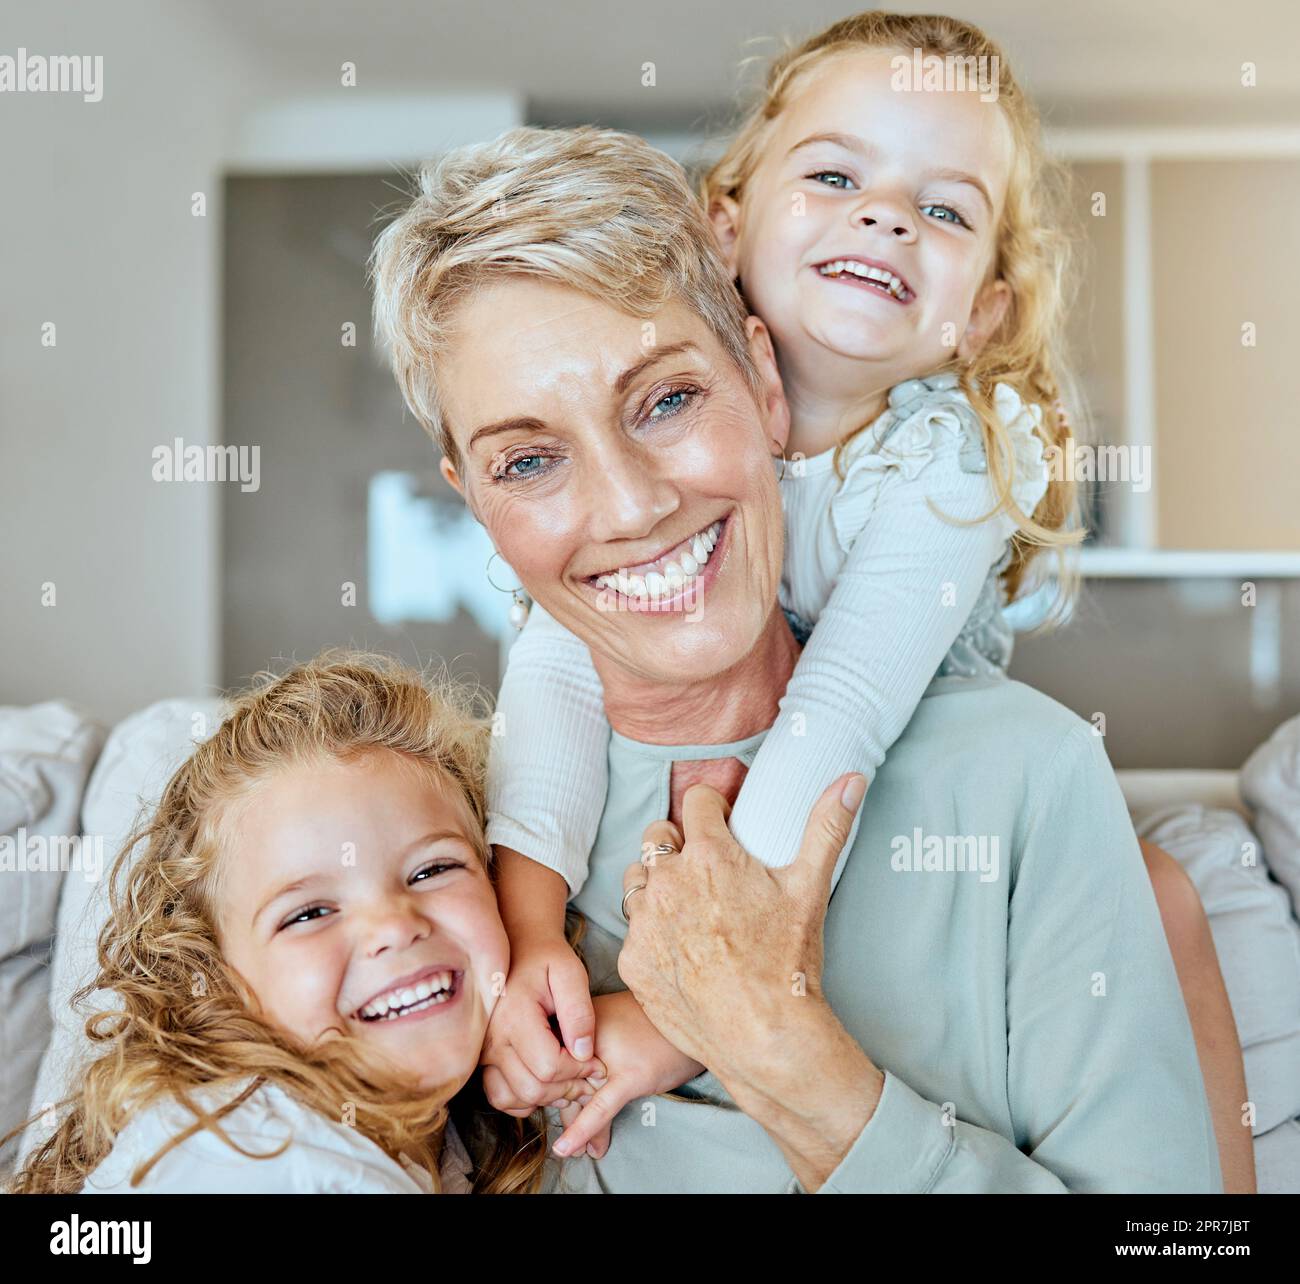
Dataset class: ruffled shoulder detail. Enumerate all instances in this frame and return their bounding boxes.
[992,381,1052,522]
[829,371,1050,552]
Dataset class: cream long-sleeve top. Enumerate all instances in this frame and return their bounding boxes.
[486,372,1052,891]
[80,1079,473,1194]
[542,673,1223,1194]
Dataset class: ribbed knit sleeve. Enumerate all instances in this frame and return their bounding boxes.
[727,388,1038,870]
[484,602,609,894]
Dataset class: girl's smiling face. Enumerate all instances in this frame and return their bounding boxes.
[714,47,1015,399]
[214,749,508,1096]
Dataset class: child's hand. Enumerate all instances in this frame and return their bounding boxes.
[551,990,704,1159]
[481,933,601,1116]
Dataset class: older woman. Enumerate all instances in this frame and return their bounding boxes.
[372,126,1224,1192]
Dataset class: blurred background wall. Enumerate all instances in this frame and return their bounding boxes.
[2,0,1298,768]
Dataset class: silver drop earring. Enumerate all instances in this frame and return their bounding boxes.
[486,550,530,629]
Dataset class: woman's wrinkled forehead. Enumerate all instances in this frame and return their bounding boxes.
[438,278,733,459]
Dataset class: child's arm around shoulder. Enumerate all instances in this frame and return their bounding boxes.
[729,388,1048,870]
[486,600,611,894]
[483,603,614,1110]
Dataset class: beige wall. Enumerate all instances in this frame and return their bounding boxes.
[1152,159,1300,549]
[0,2,266,724]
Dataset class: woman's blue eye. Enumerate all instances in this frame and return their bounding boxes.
[811,170,854,190]
[922,203,969,228]
[504,454,548,479]
[649,389,691,420]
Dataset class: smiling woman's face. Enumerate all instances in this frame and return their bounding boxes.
[215,749,508,1096]
[437,277,790,686]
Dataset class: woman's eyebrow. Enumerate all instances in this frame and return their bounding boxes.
[466,341,702,449]
[468,415,546,451]
[612,340,700,395]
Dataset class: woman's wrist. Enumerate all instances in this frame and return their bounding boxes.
[713,998,885,1191]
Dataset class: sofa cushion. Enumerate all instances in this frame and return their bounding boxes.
[0,702,105,1172]
[1255,1117,1300,1195]
[1137,804,1300,1189]
[20,698,225,1166]
[1240,714,1300,924]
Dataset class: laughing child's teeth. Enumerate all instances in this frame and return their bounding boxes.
[595,519,722,602]
[358,970,455,1020]
[818,260,908,299]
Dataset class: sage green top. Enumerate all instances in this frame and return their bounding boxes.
[544,674,1223,1194]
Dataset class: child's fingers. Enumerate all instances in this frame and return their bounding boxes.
[494,1045,565,1110]
[551,1076,597,1105]
[552,1079,627,1158]
[585,1122,613,1160]
[481,1063,538,1117]
[504,1030,597,1105]
[549,952,597,1062]
[507,1002,583,1085]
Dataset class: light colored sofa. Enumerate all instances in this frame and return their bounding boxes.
[4,695,1300,1191]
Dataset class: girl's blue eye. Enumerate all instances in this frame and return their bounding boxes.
[276,862,462,930]
[411,861,460,883]
[922,203,970,228]
[810,170,854,190]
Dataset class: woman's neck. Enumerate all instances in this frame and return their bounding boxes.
[594,604,801,747]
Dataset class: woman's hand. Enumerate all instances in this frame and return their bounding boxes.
[617,772,885,1191]
[550,990,705,1160]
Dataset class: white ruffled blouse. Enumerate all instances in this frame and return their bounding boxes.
[80,1079,473,1194]
[781,371,1049,628]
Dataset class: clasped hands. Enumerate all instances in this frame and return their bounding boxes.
[480,774,868,1164]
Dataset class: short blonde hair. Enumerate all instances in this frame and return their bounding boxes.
[370,125,760,467]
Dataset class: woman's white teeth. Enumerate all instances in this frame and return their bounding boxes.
[595,520,722,601]
[359,970,455,1020]
[818,260,907,299]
